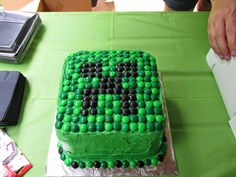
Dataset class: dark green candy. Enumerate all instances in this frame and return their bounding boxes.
[71,123,79,132]
[122,160,129,168]
[113,122,121,131]
[79,162,86,168]
[96,122,104,132]
[101,161,108,168]
[88,123,96,132]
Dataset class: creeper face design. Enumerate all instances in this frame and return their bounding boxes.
[56,50,163,133]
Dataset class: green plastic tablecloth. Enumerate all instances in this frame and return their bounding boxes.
[0,12,236,177]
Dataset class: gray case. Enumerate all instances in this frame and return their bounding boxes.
[0,10,42,63]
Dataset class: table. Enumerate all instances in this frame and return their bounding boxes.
[0,12,236,177]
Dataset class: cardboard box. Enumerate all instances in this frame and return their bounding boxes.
[3,0,92,12]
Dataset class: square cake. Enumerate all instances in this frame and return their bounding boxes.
[55,50,167,169]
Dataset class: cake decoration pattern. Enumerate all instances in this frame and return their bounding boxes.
[55,50,167,169]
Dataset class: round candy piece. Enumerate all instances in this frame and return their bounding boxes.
[108,160,115,168]
[137,161,144,168]
[80,124,87,133]
[130,160,137,169]
[79,162,86,168]
[138,123,146,132]
[86,161,94,168]
[64,158,72,166]
[115,160,122,168]
[121,124,129,132]
[122,160,129,168]
[72,161,78,169]
[130,123,138,132]
[101,161,108,169]
[94,161,101,168]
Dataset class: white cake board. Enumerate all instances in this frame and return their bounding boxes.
[45,74,178,176]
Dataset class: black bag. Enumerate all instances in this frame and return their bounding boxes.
[0,71,26,126]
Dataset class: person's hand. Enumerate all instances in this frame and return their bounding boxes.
[208,0,236,60]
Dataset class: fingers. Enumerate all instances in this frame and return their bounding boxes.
[225,17,236,57]
[208,24,221,57]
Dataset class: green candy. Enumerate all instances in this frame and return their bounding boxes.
[72,73,79,79]
[109,71,116,77]
[97,108,105,115]
[68,93,76,100]
[136,76,143,82]
[78,78,84,83]
[156,115,164,122]
[144,159,152,166]
[59,100,67,106]
[102,71,109,77]
[155,122,163,131]
[106,94,113,101]
[88,123,96,132]
[79,162,86,168]
[151,76,158,82]
[56,113,64,121]
[85,77,92,83]
[86,161,94,168]
[79,116,87,124]
[121,124,129,132]
[80,124,87,133]
[130,160,137,168]
[77,83,85,89]
[62,123,70,132]
[138,123,146,132]
[138,101,145,108]
[106,102,113,108]
[137,82,145,88]
[147,122,155,132]
[138,116,147,123]
[144,88,152,94]
[144,94,151,101]
[122,82,129,89]
[106,109,113,115]
[71,123,79,132]
[114,114,121,122]
[113,95,121,100]
[67,100,74,107]
[105,116,114,123]
[154,101,161,108]
[113,101,121,107]
[60,153,66,161]
[92,77,99,83]
[98,100,105,107]
[136,87,143,94]
[55,121,63,129]
[63,115,71,122]
[108,160,115,168]
[137,94,144,101]
[146,101,153,108]
[152,88,159,94]
[101,161,108,168]
[73,108,81,115]
[113,122,121,131]
[147,115,155,122]
[88,115,96,123]
[63,80,70,86]
[74,100,82,106]
[64,158,72,166]
[130,123,138,132]
[62,86,70,92]
[96,115,105,123]
[96,122,104,132]
[71,116,79,123]
[151,158,158,166]
[122,116,130,124]
[138,108,146,115]
[113,107,121,114]
[130,115,138,122]
[122,160,129,168]
[105,123,113,131]
[58,106,65,113]
[65,107,73,115]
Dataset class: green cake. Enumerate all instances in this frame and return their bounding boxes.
[55,50,167,169]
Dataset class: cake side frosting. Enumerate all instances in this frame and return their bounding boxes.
[55,50,167,169]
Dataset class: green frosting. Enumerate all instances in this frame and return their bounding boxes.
[55,50,167,168]
[56,130,163,161]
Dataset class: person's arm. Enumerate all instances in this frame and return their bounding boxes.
[208,0,236,60]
